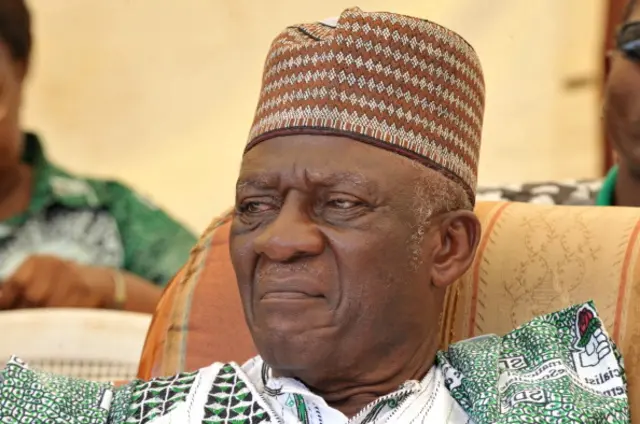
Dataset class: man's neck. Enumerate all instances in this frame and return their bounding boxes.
[614,161,640,207]
[293,339,437,418]
[0,163,32,221]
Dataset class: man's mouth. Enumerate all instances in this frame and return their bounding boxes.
[261,291,323,301]
[256,274,325,301]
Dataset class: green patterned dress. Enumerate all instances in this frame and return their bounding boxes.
[0,133,197,286]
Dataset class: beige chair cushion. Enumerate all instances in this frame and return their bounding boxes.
[0,308,151,382]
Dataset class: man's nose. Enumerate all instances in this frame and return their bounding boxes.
[253,196,324,262]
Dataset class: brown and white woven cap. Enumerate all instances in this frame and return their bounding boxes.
[246,8,485,203]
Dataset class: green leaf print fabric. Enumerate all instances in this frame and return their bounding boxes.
[437,302,629,423]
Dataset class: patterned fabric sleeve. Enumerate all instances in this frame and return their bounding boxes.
[0,356,204,424]
[0,356,120,423]
[437,302,630,423]
[105,182,197,287]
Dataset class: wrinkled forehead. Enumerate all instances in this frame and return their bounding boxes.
[237,134,428,193]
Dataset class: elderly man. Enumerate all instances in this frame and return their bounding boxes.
[0,8,630,424]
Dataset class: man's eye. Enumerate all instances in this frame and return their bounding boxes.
[241,201,274,214]
[327,198,360,209]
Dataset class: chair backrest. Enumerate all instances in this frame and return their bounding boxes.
[1,308,151,381]
[137,202,640,416]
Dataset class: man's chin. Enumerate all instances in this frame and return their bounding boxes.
[258,339,334,379]
[252,315,333,340]
[252,297,332,331]
[250,317,337,368]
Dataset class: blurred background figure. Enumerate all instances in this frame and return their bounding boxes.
[602,0,640,206]
[477,0,640,207]
[0,0,196,313]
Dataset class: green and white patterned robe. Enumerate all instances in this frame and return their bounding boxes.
[0,133,197,286]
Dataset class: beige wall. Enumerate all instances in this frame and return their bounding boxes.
[23,0,605,232]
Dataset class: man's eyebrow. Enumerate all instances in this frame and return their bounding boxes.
[235,175,279,192]
[235,172,378,192]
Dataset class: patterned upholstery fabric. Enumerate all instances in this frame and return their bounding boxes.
[137,201,640,416]
[137,209,253,379]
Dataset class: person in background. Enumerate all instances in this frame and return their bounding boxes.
[0,0,197,313]
[602,0,640,206]
[477,0,640,207]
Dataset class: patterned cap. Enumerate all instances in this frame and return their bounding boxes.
[246,8,485,203]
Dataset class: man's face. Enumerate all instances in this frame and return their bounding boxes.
[0,41,24,169]
[605,4,640,170]
[230,134,477,386]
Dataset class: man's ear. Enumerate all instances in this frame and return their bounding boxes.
[430,210,481,288]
